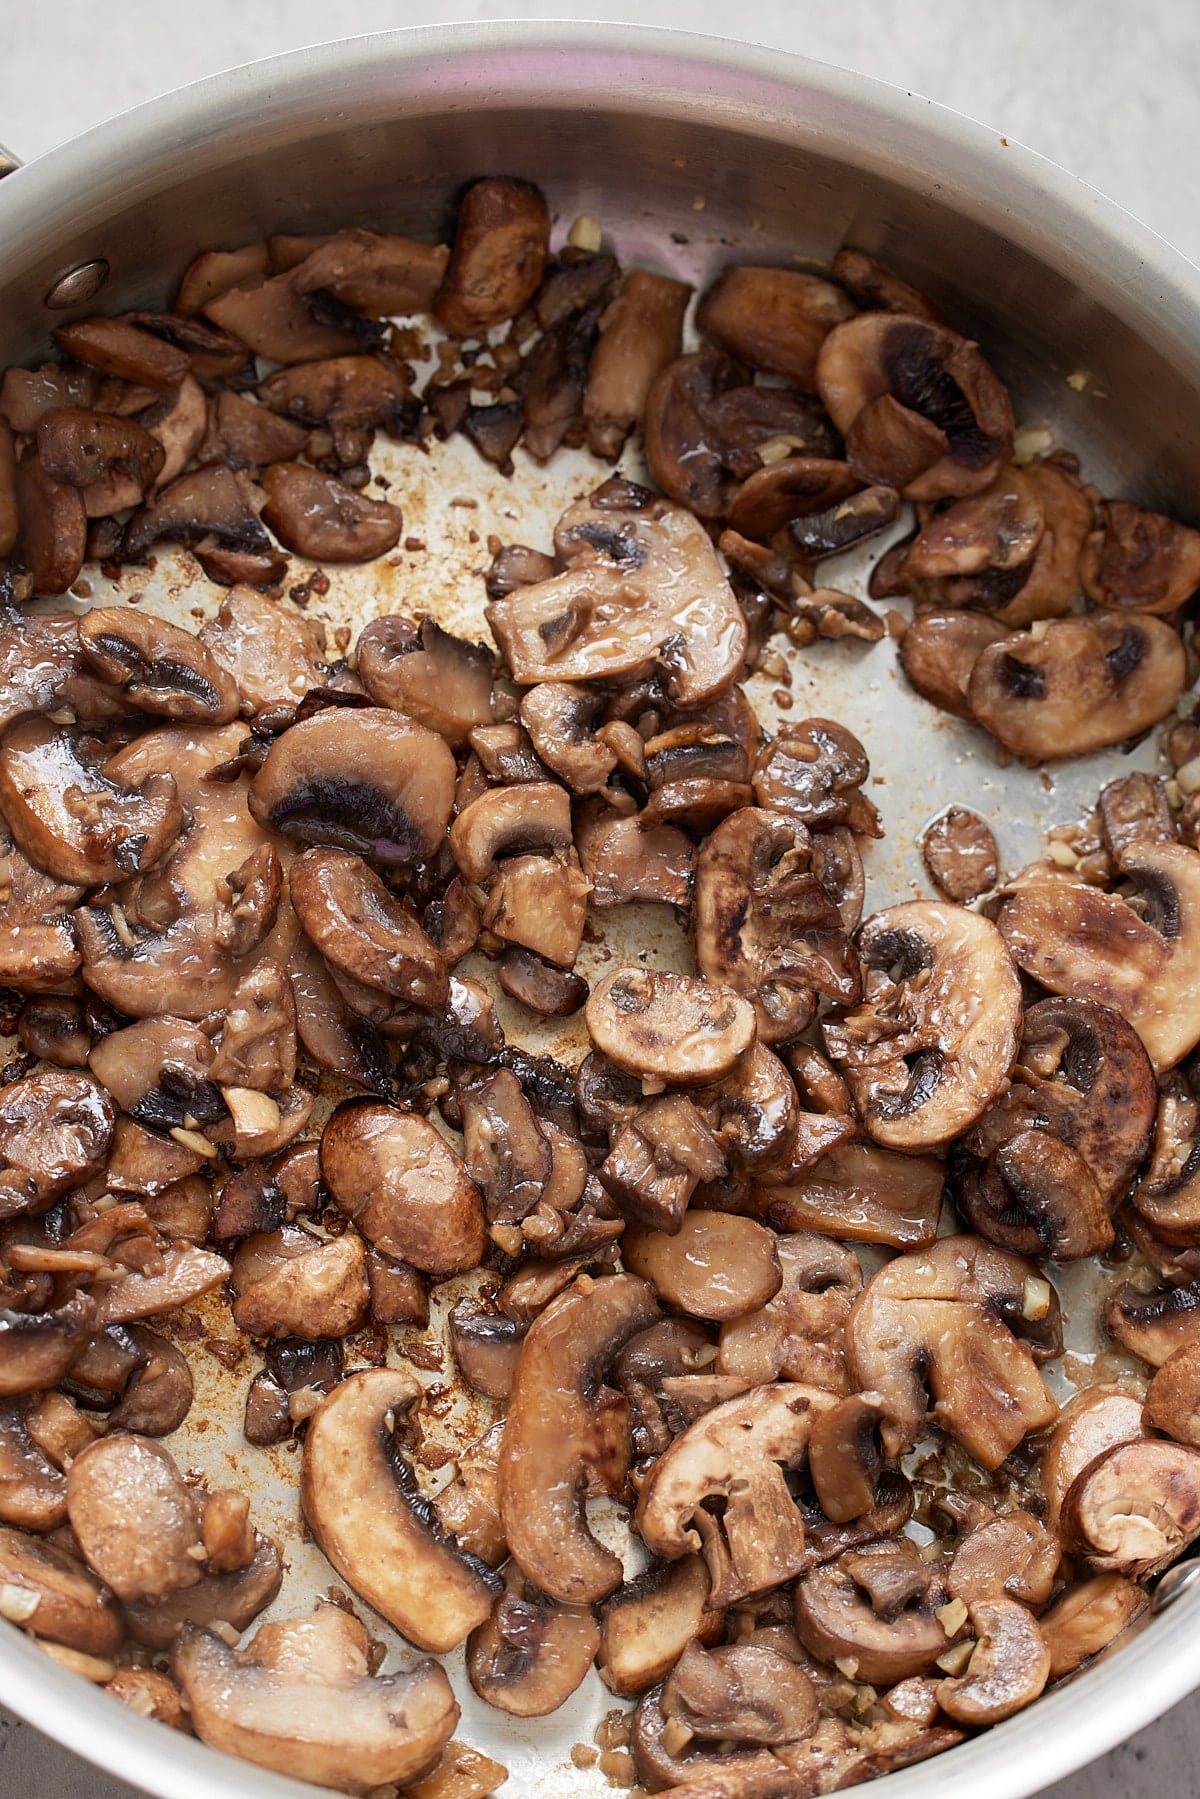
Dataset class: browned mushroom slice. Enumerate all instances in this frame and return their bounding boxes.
[357,614,495,746]
[632,1683,805,1796]
[52,317,190,388]
[1105,1281,1200,1366]
[897,610,1009,719]
[1081,498,1200,614]
[1062,1437,1200,1577]
[832,249,941,321]
[576,806,694,909]
[259,462,401,563]
[175,243,269,316]
[14,452,86,594]
[847,1235,1058,1466]
[816,312,1014,500]
[997,842,1200,1072]
[0,1400,73,1530]
[37,407,165,514]
[518,682,614,795]
[0,1526,123,1656]
[92,1243,228,1327]
[210,960,297,1092]
[765,1140,944,1249]
[258,354,411,435]
[0,1067,113,1213]
[601,1092,728,1232]
[623,1212,781,1322]
[1140,1336,1200,1448]
[288,937,392,1094]
[637,1382,838,1606]
[903,465,1044,583]
[232,1227,369,1340]
[1099,771,1176,862]
[0,1295,96,1398]
[936,1598,1050,1725]
[198,586,327,715]
[499,1273,659,1603]
[1039,1574,1150,1679]
[87,1013,219,1131]
[433,177,549,337]
[213,395,309,487]
[697,265,857,389]
[587,967,756,1087]
[599,1556,721,1697]
[122,464,275,563]
[174,1607,458,1795]
[457,1067,553,1225]
[77,608,240,725]
[1042,1387,1146,1532]
[752,720,880,836]
[807,1394,887,1523]
[0,362,99,433]
[662,1639,819,1749]
[481,850,588,970]
[66,1433,204,1602]
[203,269,366,363]
[448,783,572,886]
[287,228,449,317]
[486,483,747,706]
[825,902,1021,1150]
[249,707,455,864]
[0,719,182,885]
[303,1368,497,1652]
[921,807,998,901]
[954,1127,1113,1261]
[290,847,448,1009]
[717,1233,862,1392]
[583,269,691,459]
[124,1531,282,1647]
[321,1099,485,1276]
[467,1577,600,1717]
[724,458,861,545]
[795,1542,953,1684]
[449,1303,526,1401]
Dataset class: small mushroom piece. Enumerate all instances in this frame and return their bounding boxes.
[969,613,1187,760]
[36,407,165,513]
[1062,1437,1200,1577]
[249,707,455,865]
[576,806,694,909]
[450,1302,526,1401]
[945,1509,1059,1609]
[258,354,412,433]
[697,265,857,389]
[0,1526,123,1656]
[302,1368,498,1653]
[0,1296,96,1398]
[954,1127,1114,1262]
[519,682,616,795]
[598,1556,722,1697]
[321,1099,485,1276]
[259,462,401,563]
[696,807,859,1045]
[121,464,276,563]
[485,484,748,707]
[661,1639,820,1746]
[14,453,86,594]
[898,610,1009,719]
[587,968,756,1088]
[52,317,188,387]
[1099,771,1176,862]
[76,608,240,725]
[449,782,572,885]
[0,720,182,885]
[202,264,366,363]
[624,1213,782,1322]
[123,1531,282,1647]
[196,598,318,721]
[286,228,449,315]
[824,902,1022,1150]
[481,850,588,969]
[703,1044,800,1173]
[763,1141,945,1250]
[632,1684,802,1797]
[0,1067,114,1212]
[847,1235,1058,1466]
[1081,499,1200,615]
[290,847,448,1010]
[232,1227,369,1340]
[458,1068,553,1225]
[997,842,1200,1073]
[87,1014,220,1131]
[498,945,589,1017]
[794,1542,952,1684]
[601,1092,729,1232]
[902,464,1044,581]
[1042,1387,1146,1532]
[1038,1574,1150,1679]
[500,1273,660,1603]
[921,807,998,902]
[1145,1337,1200,1447]
[816,313,1014,500]
[432,1421,506,1567]
[635,1382,838,1606]
[752,720,880,836]
[435,177,550,336]
[584,268,692,459]
[807,1394,887,1523]
[717,1234,862,1394]
[209,960,297,1092]
[142,373,208,486]
[66,1434,204,1602]
[357,614,496,747]
[467,1577,600,1716]
[0,1400,71,1530]
[173,1609,458,1795]
[936,1598,1050,1726]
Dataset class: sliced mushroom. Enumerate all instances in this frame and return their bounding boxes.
[124,1531,282,1648]
[601,1091,729,1232]
[0,1525,122,1655]
[662,1639,819,1747]
[449,1302,526,1401]
[1145,1337,1200,1447]
[258,461,402,563]
[173,1608,458,1795]
[1039,1574,1150,1679]
[752,721,880,837]
[636,1381,838,1606]
[576,805,694,909]
[847,1235,1059,1466]
[921,807,998,902]
[209,960,297,1091]
[122,464,276,563]
[142,373,208,486]
[764,1140,944,1250]
[0,1296,95,1398]
[936,1598,1050,1725]
[92,1243,228,1327]
[717,1233,862,1393]
[0,719,182,885]
[481,849,588,969]
[0,1400,71,1530]
[697,265,857,388]
[1062,1437,1200,1578]
[954,1127,1114,1261]
[357,614,496,747]
[824,902,1022,1150]
[302,1367,498,1652]
[321,1099,485,1276]
[997,842,1200,1072]
[486,484,748,707]
[467,1576,600,1716]
[14,452,86,594]
[898,610,1009,719]
[633,1682,804,1796]
[832,249,940,319]
[1081,498,1200,614]
[584,268,691,459]
[807,1394,887,1524]
[66,1433,204,1602]
[969,613,1186,760]
[587,968,756,1088]
[435,177,550,336]
[290,846,448,1010]
[703,1044,801,1173]
[500,1273,659,1603]
[794,1543,952,1685]
[0,1066,113,1213]
[1042,1387,1146,1532]
[74,607,240,725]
[624,1213,782,1322]
[944,1507,1059,1609]
[249,707,455,864]
[287,228,449,315]
[203,264,366,363]
[37,406,165,513]
[232,1227,369,1340]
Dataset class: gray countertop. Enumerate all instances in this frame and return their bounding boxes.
[0,1,1197,1795]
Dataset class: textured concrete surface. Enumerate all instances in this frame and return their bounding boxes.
[0,3,1197,1795]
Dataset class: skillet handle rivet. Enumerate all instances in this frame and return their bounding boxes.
[44,258,110,311]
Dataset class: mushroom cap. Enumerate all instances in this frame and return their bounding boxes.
[794,1544,951,1685]
[1061,1437,1200,1578]
[66,1433,205,1602]
[1145,1335,1200,1448]
[1042,1386,1146,1532]
[597,1554,720,1697]
[824,901,1022,1150]
[77,607,240,724]
[248,707,455,865]
[0,1524,123,1656]
[661,1639,820,1746]
[586,967,757,1088]
[321,1099,485,1276]
[936,1597,1050,1726]
[623,1212,782,1322]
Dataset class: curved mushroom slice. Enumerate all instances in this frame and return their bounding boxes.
[1062,1437,1200,1578]
[209,959,297,1091]
[174,1610,458,1795]
[122,464,276,564]
[587,968,756,1089]
[997,842,1200,1072]
[1145,1337,1200,1447]
[1081,498,1200,615]
[807,1393,887,1524]
[286,227,449,316]
[75,903,245,1024]
[449,1303,525,1401]
[288,937,392,1094]
[37,406,165,514]
[900,464,1044,583]
[601,1091,728,1232]
[662,1639,819,1747]
[0,719,181,886]
[953,1128,1114,1261]
[519,682,615,796]
[0,1399,74,1530]
[76,607,240,725]
[764,1140,944,1250]
[633,1684,807,1797]
[697,265,856,389]
[636,1382,839,1606]
[0,610,127,736]
[125,1531,282,1648]
[202,261,367,362]
[321,1099,485,1276]
[249,707,455,865]
[15,452,86,595]
[435,177,550,336]
[599,1555,721,1697]
[0,1067,113,1214]
[624,1213,782,1322]
[584,268,691,460]
[258,354,412,435]
[847,1235,1059,1466]
[795,1541,953,1684]
[1039,1574,1151,1680]
[832,248,941,320]
[232,1227,369,1340]
[357,614,496,746]
[482,850,589,970]
[752,720,880,837]
[921,807,998,902]
[260,462,402,563]
[142,373,208,487]
[467,1577,600,1716]
[197,588,328,716]
[824,902,1022,1151]
[498,945,589,1016]
[0,1295,95,1399]
[52,316,189,387]
[898,610,1009,720]
[0,1525,123,1656]
[1042,1387,1146,1532]
[290,847,448,1009]
[486,484,747,707]
[969,613,1186,760]
[574,805,693,910]
[717,1234,862,1393]
[499,1273,659,1604]
[302,1368,498,1653]
[88,1014,220,1133]
[66,1433,204,1602]
[936,1598,1050,1726]
[696,808,859,1044]
[815,312,1014,500]
[702,1043,800,1173]
[943,1505,1059,1608]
